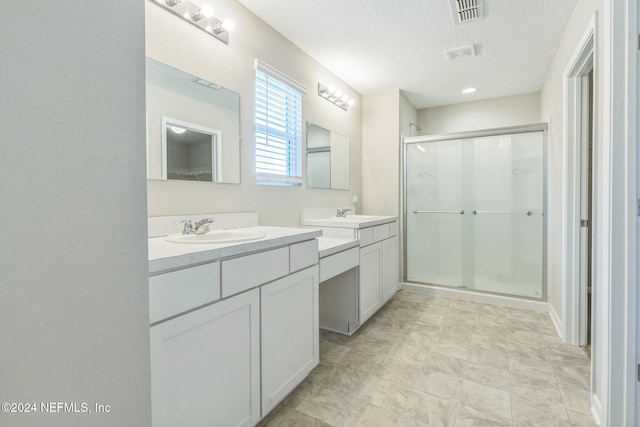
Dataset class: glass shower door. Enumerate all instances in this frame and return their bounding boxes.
[405,139,465,287]
[405,130,544,299]
[470,132,544,298]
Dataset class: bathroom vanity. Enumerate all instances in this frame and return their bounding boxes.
[303,212,399,335]
[148,223,321,427]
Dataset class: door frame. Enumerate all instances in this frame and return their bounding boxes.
[603,0,637,425]
[562,15,595,347]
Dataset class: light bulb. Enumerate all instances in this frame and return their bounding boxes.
[334,90,343,99]
[201,4,214,18]
[461,87,476,94]
[327,86,336,95]
[221,19,234,31]
[171,126,186,134]
[192,4,214,21]
[340,94,349,103]
[348,99,355,106]
[164,0,181,6]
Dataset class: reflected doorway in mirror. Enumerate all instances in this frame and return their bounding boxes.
[161,117,221,183]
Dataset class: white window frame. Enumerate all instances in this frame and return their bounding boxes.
[254,59,306,186]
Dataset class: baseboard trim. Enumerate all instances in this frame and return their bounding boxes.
[549,303,564,341]
[401,282,549,312]
[591,393,602,426]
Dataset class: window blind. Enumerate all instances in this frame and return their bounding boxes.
[254,60,306,186]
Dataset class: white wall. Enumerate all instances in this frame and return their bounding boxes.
[539,0,605,420]
[146,0,362,225]
[400,92,419,141]
[417,92,541,135]
[362,90,401,215]
[0,2,150,426]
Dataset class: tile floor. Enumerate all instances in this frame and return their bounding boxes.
[258,290,595,427]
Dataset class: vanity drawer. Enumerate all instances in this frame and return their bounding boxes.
[373,224,390,242]
[389,221,398,237]
[290,239,319,272]
[149,262,220,324]
[221,247,289,298]
[320,247,359,282]
[357,227,374,247]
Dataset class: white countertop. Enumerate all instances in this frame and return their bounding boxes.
[317,237,359,258]
[149,226,322,275]
[302,215,397,229]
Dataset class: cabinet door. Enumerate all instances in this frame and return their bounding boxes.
[382,236,399,303]
[359,242,383,324]
[150,289,260,427]
[261,266,319,416]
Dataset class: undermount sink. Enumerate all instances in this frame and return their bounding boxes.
[165,229,267,244]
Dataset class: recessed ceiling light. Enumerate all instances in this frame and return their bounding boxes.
[461,87,477,94]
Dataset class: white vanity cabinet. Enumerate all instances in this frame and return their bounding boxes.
[382,235,399,303]
[305,217,399,334]
[148,229,320,427]
[261,266,319,415]
[359,242,383,323]
[358,222,399,323]
[150,286,260,427]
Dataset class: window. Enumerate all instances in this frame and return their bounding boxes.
[254,60,306,186]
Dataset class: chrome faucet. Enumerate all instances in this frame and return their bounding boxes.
[180,218,214,235]
[336,208,352,218]
[194,218,214,234]
[180,220,194,235]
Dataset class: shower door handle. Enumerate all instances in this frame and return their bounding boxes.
[472,210,534,216]
[413,210,465,215]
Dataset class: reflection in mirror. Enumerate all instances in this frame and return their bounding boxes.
[163,117,220,182]
[306,122,350,190]
[146,57,241,183]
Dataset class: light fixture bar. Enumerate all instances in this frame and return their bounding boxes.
[318,83,355,111]
[151,0,233,44]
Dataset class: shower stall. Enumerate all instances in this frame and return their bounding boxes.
[403,124,547,300]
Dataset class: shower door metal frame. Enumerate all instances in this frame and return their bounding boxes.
[402,123,549,301]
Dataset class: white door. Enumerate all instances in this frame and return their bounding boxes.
[150,288,260,427]
[359,242,382,323]
[261,266,319,416]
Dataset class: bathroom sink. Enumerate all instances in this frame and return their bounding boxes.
[165,229,267,244]
[334,215,380,221]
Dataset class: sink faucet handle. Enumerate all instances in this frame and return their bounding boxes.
[336,208,352,217]
[194,218,215,234]
[178,219,194,235]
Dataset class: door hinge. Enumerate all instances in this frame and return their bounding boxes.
[637,364,640,382]
[580,219,589,228]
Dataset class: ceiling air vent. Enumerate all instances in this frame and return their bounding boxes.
[444,45,476,61]
[449,0,483,24]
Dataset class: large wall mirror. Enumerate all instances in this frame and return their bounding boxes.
[306,122,350,190]
[146,57,241,183]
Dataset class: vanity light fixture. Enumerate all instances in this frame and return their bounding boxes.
[318,83,355,111]
[151,0,234,44]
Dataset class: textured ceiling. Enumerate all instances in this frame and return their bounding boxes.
[237,0,578,109]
